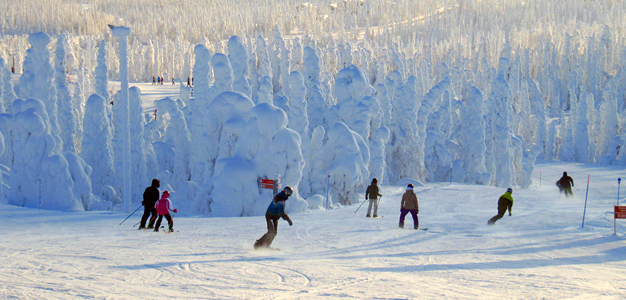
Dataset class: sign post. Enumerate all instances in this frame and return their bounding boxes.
[259,178,279,196]
[615,206,626,235]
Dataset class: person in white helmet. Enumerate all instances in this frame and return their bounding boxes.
[254,186,294,249]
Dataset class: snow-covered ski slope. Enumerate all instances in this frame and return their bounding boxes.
[2,161,626,299]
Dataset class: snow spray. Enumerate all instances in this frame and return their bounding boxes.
[581,175,590,228]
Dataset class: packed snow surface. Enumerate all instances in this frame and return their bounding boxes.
[2,161,626,299]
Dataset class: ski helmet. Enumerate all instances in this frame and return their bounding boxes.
[283,186,293,196]
[506,188,513,193]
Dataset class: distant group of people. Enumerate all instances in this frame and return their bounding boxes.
[152,76,167,85]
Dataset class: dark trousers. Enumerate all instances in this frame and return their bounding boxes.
[154,213,173,231]
[255,215,279,248]
[139,206,158,228]
[399,208,419,228]
[488,198,512,224]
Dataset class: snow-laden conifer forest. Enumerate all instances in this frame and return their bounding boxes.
[4,1,626,298]
[0,0,625,215]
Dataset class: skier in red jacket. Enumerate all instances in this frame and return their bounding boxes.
[154,190,177,232]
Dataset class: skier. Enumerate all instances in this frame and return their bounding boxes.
[138,179,160,230]
[152,76,156,85]
[556,171,574,197]
[487,188,514,225]
[365,178,382,217]
[154,190,177,232]
[254,186,294,249]
[399,184,419,229]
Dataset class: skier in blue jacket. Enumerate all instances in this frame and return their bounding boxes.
[254,186,294,249]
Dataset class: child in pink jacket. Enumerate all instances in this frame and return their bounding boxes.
[154,190,177,232]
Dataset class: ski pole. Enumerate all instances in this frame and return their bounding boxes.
[355,199,368,213]
[133,221,140,227]
[119,204,143,225]
[581,175,590,228]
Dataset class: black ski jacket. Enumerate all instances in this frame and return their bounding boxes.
[143,186,160,207]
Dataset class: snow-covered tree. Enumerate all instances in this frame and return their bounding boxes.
[320,122,369,205]
[489,75,515,188]
[0,58,16,113]
[18,32,62,154]
[81,94,116,203]
[56,32,78,153]
[212,102,306,217]
[193,91,255,213]
[189,44,212,182]
[228,36,251,96]
[460,86,490,184]
[573,90,593,163]
[95,40,109,102]
[156,97,191,186]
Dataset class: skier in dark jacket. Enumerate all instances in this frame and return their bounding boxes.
[139,179,160,229]
[556,171,574,197]
[254,186,294,249]
[365,178,382,217]
[488,188,514,225]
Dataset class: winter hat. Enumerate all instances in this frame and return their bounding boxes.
[152,178,160,188]
[407,184,414,190]
[506,188,513,194]
[372,178,378,184]
[162,190,170,198]
[563,171,567,176]
[283,186,293,197]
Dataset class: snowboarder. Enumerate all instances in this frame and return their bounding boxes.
[399,184,419,229]
[154,190,177,232]
[556,171,574,197]
[365,178,382,217]
[254,186,294,249]
[488,188,514,225]
[138,179,160,229]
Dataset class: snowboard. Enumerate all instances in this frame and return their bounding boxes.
[253,239,280,251]
[399,227,428,230]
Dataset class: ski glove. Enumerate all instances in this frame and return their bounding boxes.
[173,209,178,213]
[288,219,293,226]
